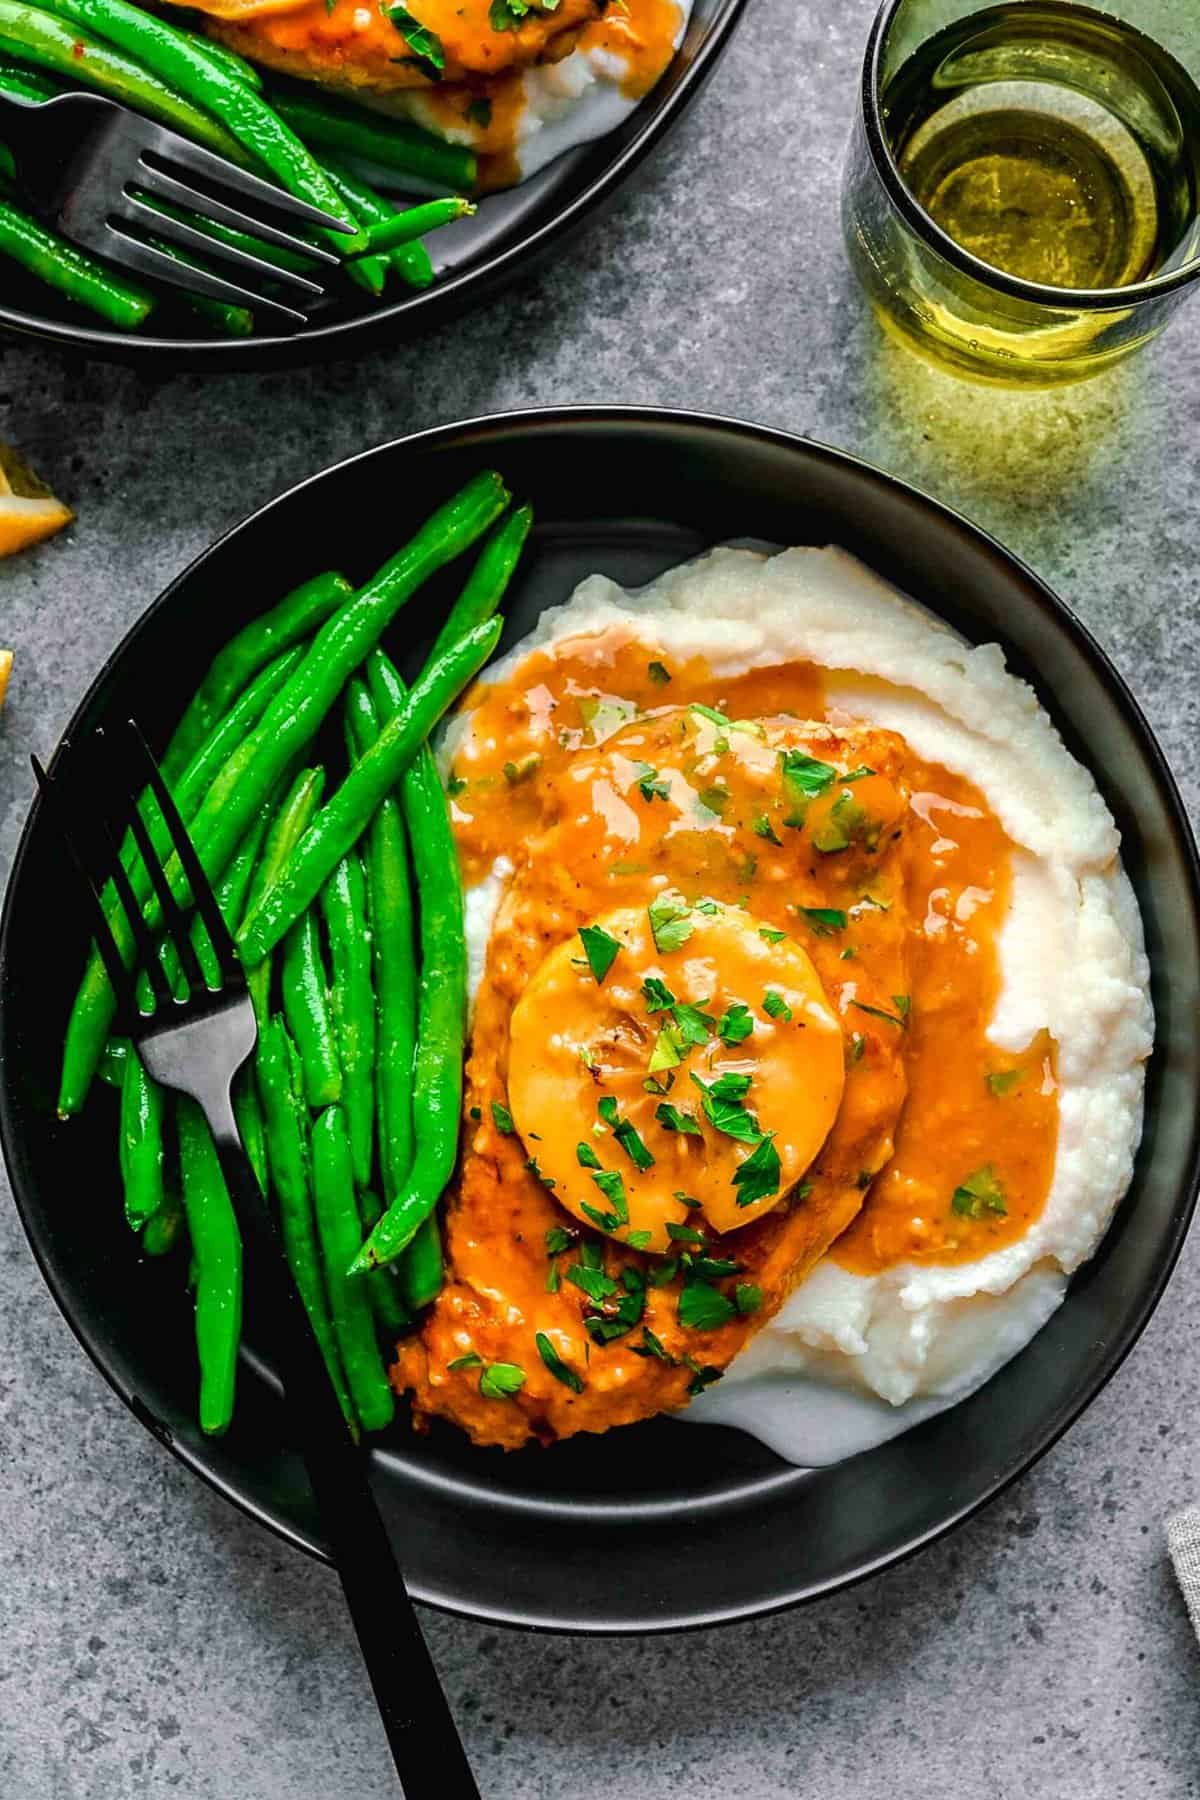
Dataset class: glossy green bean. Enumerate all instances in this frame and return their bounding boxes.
[344,678,416,1203]
[118,1047,163,1230]
[38,0,364,251]
[242,765,324,1025]
[181,31,262,89]
[322,159,434,290]
[256,1014,356,1429]
[146,231,255,336]
[233,1078,267,1193]
[166,571,349,779]
[282,911,342,1108]
[395,1210,443,1313]
[430,503,531,663]
[357,1188,410,1336]
[0,2,242,156]
[238,616,501,966]
[0,193,153,328]
[98,1036,129,1089]
[318,170,387,297]
[310,1106,394,1431]
[177,1097,241,1435]
[270,87,476,195]
[141,1190,185,1257]
[321,850,374,1188]
[359,197,472,258]
[137,190,315,279]
[61,644,307,1117]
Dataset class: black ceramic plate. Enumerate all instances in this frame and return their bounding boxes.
[0,1,744,368]
[3,409,1199,1633]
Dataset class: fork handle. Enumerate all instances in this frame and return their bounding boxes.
[207,1119,481,1800]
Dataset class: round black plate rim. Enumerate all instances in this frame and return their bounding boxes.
[4,405,1199,1635]
[0,0,746,368]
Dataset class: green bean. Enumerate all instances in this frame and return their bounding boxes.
[168,791,272,994]
[0,193,153,328]
[118,1047,163,1230]
[322,159,434,290]
[145,230,254,337]
[166,570,350,779]
[242,766,325,1024]
[357,197,473,259]
[239,616,501,966]
[98,1036,129,1089]
[344,678,417,1203]
[177,1096,241,1435]
[430,503,531,663]
[321,851,374,1188]
[351,510,528,1274]
[136,190,315,279]
[270,87,476,195]
[61,644,307,1117]
[256,1014,356,1429]
[233,1077,267,1193]
[171,474,506,926]
[63,475,506,1119]
[310,1106,394,1431]
[281,910,341,1108]
[0,142,13,184]
[0,2,243,157]
[350,736,465,1272]
[395,1210,443,1313]
[0,55,57,97]
[38,0,366,252]
[180,30,262,90]
[319,171,387,298]
[141,1190,185,1257]
[357,1188,410,1336]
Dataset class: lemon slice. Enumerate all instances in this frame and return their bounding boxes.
[0,445,72,559]
[0,649,11,711]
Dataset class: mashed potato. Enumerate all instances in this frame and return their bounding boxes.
[457,546,1153,1464]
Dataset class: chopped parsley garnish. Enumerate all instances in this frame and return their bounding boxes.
[692,1255,740,1279]
[491,1099,515,1134]
[525,1156,555,1188]
[762,990,792,1022]
[678,1280,737,1331]
[642,976,675,1012]
[666,1221,707,1245]
[647,1257,679,1288]
[567,1262,617,1304]
[671,1000,715,1047]
[465,95,492,128]
[626,1229,653,1250]
[576,1141,602,1170]
[987,1067,1024,1096]
[446,773,468,796]
[631,1328,676,1363]
[734,1282,763,1316]
[545,1225,575,1256]
[648,894,693,954]
[675,1190,701,1209]
[535,1332,585,1393]
[592,1168,629,1215]
[893,994,911,1019]
[655,1101,702,1136]
[780,749,837,820]
[849,1032,866,1064]
[813,789,879,855]
[579,694,635,742]
[612,1116,655,1171]
[695,897,720,915]
[696,785,730,820]
[647,660,671,685]
[648,1028,683,1072]
[752,813,782,845]
[851,999,907,1028]
[683,1355,723,1395]
[841,947,856,960]
[579,923,621,984]
[732,1133,782,1207]
[951,1164,1007,1219]
[479,1361,526,1400]
[690,1072,761,1142]
[718,1002,754,1045]
[637,765,671,804]
[797,906,846,936]
[759,926,787,945]
[502,753,540,784]
[690,702,731,728]
[385,3,445,78]
[447,1351,482,1372]
[598,1096,619,1127]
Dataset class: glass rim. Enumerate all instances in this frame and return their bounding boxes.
[863,0,1200,311]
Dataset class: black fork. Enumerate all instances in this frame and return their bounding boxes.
[33,723,481,1800]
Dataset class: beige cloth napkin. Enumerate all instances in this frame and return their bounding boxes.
[1167,1508,1200,1636]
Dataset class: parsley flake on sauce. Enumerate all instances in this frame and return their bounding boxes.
[690,702,731,728]
[752,813,783,846]
[647,660,671,685]
[479,1361,526,1400]
[759,926,787,945]
[666,1221,707,1245]
[690,1072,761,1142]
[780,749,837,799]
[447,1352,482,1372]
[732,1133,782,1207]
[576,1141,602,1170]
[851,999,908,1029]
[385,3,445,77]
[951,1165,1007,1219]
[987,1067,1024,1096]
[648,894,694,954]
[642,976,675,1012]
[536,1332,585,1393]
[734,1283,764,1316]
[490,1099,515,1134]
[718,1002,754,1045]
[636,765,671,804]
[678,1280,737,1331]
[579,923,621,984]
[762,990,792,1022]
[648,1028,683,1072]
[655,1101,702,1136]
[797,906,846,936]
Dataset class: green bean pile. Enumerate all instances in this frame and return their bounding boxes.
[67,471,532,1436]
[0,0,478,334]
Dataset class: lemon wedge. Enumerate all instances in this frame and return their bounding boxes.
[0,649,11,711]
[0,445,72,559]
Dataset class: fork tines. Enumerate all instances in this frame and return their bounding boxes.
[32,721,242,1028]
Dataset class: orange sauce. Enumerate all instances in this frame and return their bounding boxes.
[389,631,1060,1449]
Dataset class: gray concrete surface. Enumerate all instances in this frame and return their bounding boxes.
[3,1,1200,1794]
